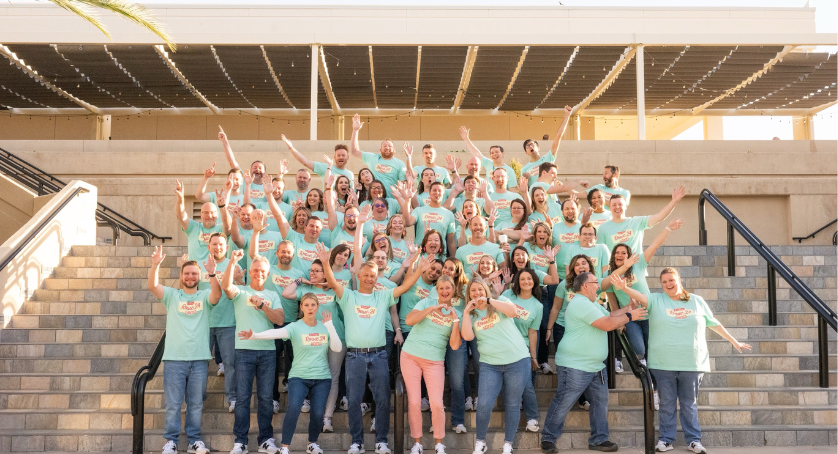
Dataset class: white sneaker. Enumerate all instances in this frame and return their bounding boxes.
[464,397,474,411]
[188,441,209,454]
[654,441,673,452]
[640,358,647,367]
[578,400,590,411]
[231,443,249,454]
[654,391,660,411]
[162,440,177,454]
[375,442,391,454]
[410,442,423,454]
[360,403,371,415]
[472,440,487,454]
[539,362,554,375]
[525,419,539,432]
[434,443,446,454]
[323,417,333,433]
[473,397,478,410]
[688,441,707,453]
[280,381,288,393]
[278,447,290,454]
[229,400,236,413]
[273,400,280,414]
[370,417,376,433]
[217,363,225,376]
[347,444,364,454]
[502,442,513,454]
[301,399,311,413]
[614,359,624,374]
[306,443,323,454]
[340,396,349,411]
[453,424,467,434]
[420,397,430,412]
[259,438,279,453]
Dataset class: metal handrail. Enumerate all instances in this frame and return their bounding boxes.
[607,330,655,454]
[0,146,171,246]
[792,219,837,243]
[698,188,836,388]
[393,342,406,454]
[132,332,166,454]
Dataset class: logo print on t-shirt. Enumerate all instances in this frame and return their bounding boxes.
[423,212,444,224]
[298,248,318,262]
[373,282,388,291]
[494,199,511,210]
[355,305,377,318]
[178,300,203,315]
[589,257,598,268]
[592,218,607,227]
[393,248,407,259]
[259,240,275,253]
[314,293,334,304]
[465,252,485,265]
[531,254,549,267]
[428,310,453,327]
[250,190,265,200]
[247,295,265,307]
[415,287,430,299]
[272,274,293,287]
[199,232,213,244]
[611,229,634,245]
[514,305,531,320]
[302,333,327,346]
[474,312,500,331]
[559,232,579,244]
[202,271,224,283]
[375,164,393,174]
[666,308,694,319]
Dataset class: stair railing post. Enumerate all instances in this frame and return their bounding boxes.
[819,317,830,388]
[606,330,616,390]
[767,263,777,327]
[727,222,736,276]
[698,193,707,245]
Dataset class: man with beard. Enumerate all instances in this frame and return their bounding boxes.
[521,105,573,186]
[399,181,457,257]
[246,174,293,233]
[229,204,282,270]
[282,134,355,191]
[459,126,516,190]
[217,125,268,204]
[282,168,313,205]
[551,198,585,282]
[586,165,631,211]
[486,167,524,228]
[350,113,407,192]
[175,180,223,262]
[262,179,324,277]
[404,142,451,187]
[597,186,686,254]
[326,188,369,260]
[148,246,219,454]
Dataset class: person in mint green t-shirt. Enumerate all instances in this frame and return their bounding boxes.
[401,182,456,251]
[175,180,224,263]
[459,125,516,190]
[519,107,571,187]
[455,216,507,280]
[281,133,355,191]
[148,246,220,453]
[486,168,524,227]
[404,142,451,187]
[586,188,613,228]
[239,294,343,454]
[586,165,631,212]
[562,223,611,278]
[541,271,646,452]
[350,114,407,192]
[597,186,685,254]
[610,268,750,451]
[399,259,443,333]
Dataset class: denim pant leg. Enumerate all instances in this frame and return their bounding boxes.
[163,361,188,443]
[445,341,468,426]
[522,369,539,421]
[256,350,277,445]
[475,362,504,442]
[537,284,557,364]
[501,358,531,444]
[369,350,392,443]
[210,332,222,364]
[213,327,237,404]
[678,371,704,444]
[308,379,332,443]
[651,369,678,444]
[541,366,595,444]
[345,351,368,445]
[234,350,256,445]
[584,367,610,446]
[624,321,648,359]
[282,378,309,446]
[325,348,347,418]
[468,338,480,396]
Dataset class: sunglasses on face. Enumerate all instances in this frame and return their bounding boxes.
[373,204,386,208]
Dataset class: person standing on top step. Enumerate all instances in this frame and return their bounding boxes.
[597,186,685,254]
[540,272,646,454]
[175,180,223,263]
[520,105,573,186]
[585,188,613,229]
[283,168,313,205]
[350,113,407,192]
[610,268,751,454]
[217,125,268,204]
[399,181,457,257]
[404,142,452,187]
[586,166,630,211]
[148,246,219,454]
[238,293,343,454]
[459,126,515,190]
[282,134,355,191]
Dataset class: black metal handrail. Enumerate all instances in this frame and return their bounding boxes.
[393,342,406,454]
[698,188,837,388]
[792,219,837,244]
[0,146,171,246]
[607,329,655,454]
[132,332,166,454]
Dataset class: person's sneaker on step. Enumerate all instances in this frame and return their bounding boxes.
[162,440,177,454]
[525,419,540,432]
[540,441,558,453]
[539,362,554,374]
[217,363,225,376]
[187,440,209,454]
[259,438,279,453]
[654,440,673,452]
[588,440,618,452]
[231,442,249,454]
[687,441,707,453]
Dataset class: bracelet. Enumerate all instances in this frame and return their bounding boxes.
[324,188,333,192]
[665,227,672,232]
[217,204,226,208]
[207,273,216,277]
[395,328,402,332]
[488,226,494,229]
[294,278,303,285]
[548,260,555,264]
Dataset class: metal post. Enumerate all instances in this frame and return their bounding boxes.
[767,263,777,326]
[818,317,830,388]
[310,44,319,140]
[132,373,149,454]
[642,371,656,454]
[635,44,646,140]
[607,331,616,390]
[394,374,406,454]
[727,222,736,276]
[698,193,707,245]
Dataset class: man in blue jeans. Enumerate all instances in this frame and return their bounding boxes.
[221,251,286,454]
[148,246,219,454]
[540,272,646,453]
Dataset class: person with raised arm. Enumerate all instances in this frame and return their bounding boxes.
[459,126,516,189]
[413,167,448,209]
[520,105,573,186]
[221,249,286,454]
[585,188,613,228]
[349,113,407,192]
[149,246,219,454]
[597,186,686,254]
[487,168,524,229]
[281,133,354,190]
[455,216,507,280]
[385,214,409,265]
[316,237,431,454]
[217,125,268,203]
[261,178,323,278]
[610,269,751,454]
[562,223,610,278]
[404,142,451,187]
[241,207,283,267]
[194,164,244,209]
[283,168,313,205]
[586,165,631,211]
[539,272,647,454]
[361,197,392,245]
[238,294,342,454]
[444,174,488,215]
[244,165,294,233]
[530,162,590,202]
[399,181,457,257]
[325,176,368,260]
[175,180,223,262]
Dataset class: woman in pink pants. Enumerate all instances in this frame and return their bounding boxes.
[401,275,463,454]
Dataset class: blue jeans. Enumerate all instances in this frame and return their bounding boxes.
[542,365,610,446]
[446,341,468,426]
[475,357,530,444]
[522,370,539,421]
[210,326,236,403]
[274,323,294,400]
[625,319,649,360]
[346,349,390,444]
[552,325,588,406]
[651,369,704,444]
[163,360,208,444]
[283,377,332,445]
[537,284,558,364]
[234,349,276,445]
[463,338,480,398]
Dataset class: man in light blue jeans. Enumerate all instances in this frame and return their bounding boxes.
[541,273,645,453]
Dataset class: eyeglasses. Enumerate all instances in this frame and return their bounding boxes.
[374,237,388,244]
[580,233,596,237]
[345,215,358,219]
[373,203,386,208]
[585,280,598,286]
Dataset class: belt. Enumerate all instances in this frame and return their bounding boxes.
[347,346,386,353]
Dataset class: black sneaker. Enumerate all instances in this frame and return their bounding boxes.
[540,441,558,453]
[588,441,618,452]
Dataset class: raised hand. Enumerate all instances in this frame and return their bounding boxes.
[501,267,513,285]
[625,253,641,267]
[501,242,511,254]
[545,244,561,261]
[346,190,359,208]
[179,253,189,266]
[578,179,589,189]
[628,305,648,322]
[358,205,372,223]
[292,194,305,210]
[214,188,226,204]
[323,155,334,167]
[352,113,364,131]
[568,193,578,205]
[452,179,464,194]
[218,125,227,142]
[517,176,529,195]
[372,222,385,235]
[327,175,336,189]
[564,105,572,117]
[278,159,289,176]
[230,249,245,263]
[237,329,253,340]
[668,217,685,231]
[458,126,469,140]
[204,162,216,179]
[423,218,432,233]
[233,267,245,285]
[262,177,276,195]
[243,170,253,186]
[174,180,185,201]
[203,257,217,275]
[406,239,418,255]
[454,212,468,227]
[582,206,593,219]
[520,224,532,241]
[521,171,531,180]
[478,179,488,196]
[487,208,498,226]
[465,299,479,312]
[315,242,331,263]
[416,255,434,272]
[281,134,293,148]
[403,142,413,158]
[321,310,332,323]
[672,185,686,202]
[151,246,166,266]
[609,274,627,291]
[445,155,458,173]
[732,340,753,353]
[251,210,267,231]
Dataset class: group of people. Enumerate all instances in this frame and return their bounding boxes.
[154,107,752,454]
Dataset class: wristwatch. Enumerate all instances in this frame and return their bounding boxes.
[625,312,633,321]
[548,260,555,264]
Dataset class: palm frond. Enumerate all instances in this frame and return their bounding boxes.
[48,0,177,52]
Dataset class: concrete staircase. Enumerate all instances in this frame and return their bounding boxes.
[0,245,835,453]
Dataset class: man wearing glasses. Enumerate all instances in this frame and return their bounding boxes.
[400,181,457,257]
[561,224,611,278]
[540,272,646,453]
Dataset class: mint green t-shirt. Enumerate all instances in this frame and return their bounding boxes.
[605,253,650,308]
[587,184,631,212]
[232,286,281,351]
[520,151,555,186]
[362,217,392,245]
[159,287,213,361]
[402,298,458,362]
[523,242,551,276]
[332,267,354,291]
[198,258,238,328]
[284,319,333,379]
[589,210,612,229]
[455,242,505,280]
[530,182,560,204]
[552,220,581,280]
[210,191,244,210]
[480,157,516,190]
[411,206,456,244]
[313,162,355,191]
[413,164,451,187]
[330,221,369,259]
[284,230,321,278]
[263,266,305,323]
[501,289,543,343]
[597,216,650,255]
[554,280,601,327]
[390,237,409,264]
[469,302,529,366]
[374,277,398,331]
[528,201,563,226]
[452,196,486,216]
[454,224,489,245]
[294,285,345,341]
[556,294,609,373]
[338,289,397,348]
[184,219,223,262]
[399,278,437,333]
[360,198,401,218]
[488,191,523,227]
[647,293,720,372]
[247,230,283,267]
[282,189,306,205]
[562,243,611,279]
[417,191,450,208]
[245,182,268,205]
[254,201,293,233]
[362,151,407,192]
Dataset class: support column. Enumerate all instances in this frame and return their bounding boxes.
[333,115,345,141]
[95,115,111,140]
[635,44,646,140]
[792,115,814,140]
[310,44,319,140]
[703,116,724,140]
[580,116,596,140]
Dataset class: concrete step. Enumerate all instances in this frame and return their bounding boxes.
[0,328,163,343]
[6,314,166,330]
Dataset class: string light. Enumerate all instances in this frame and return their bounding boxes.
[103,44,173,107]
[210,45,256,108]
[51,44,133,107]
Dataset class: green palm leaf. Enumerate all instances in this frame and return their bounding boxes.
[48,0,177,52]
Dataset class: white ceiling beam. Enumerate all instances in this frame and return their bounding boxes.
[452,46,478,113]
[261,45,294,108]
[368,46,378,108]
[154,45,220,114]
[317,46,340,115]
[572,46,637,114]
[496,46,530,109]
[809,100,837,115]
[413,46,422,110]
